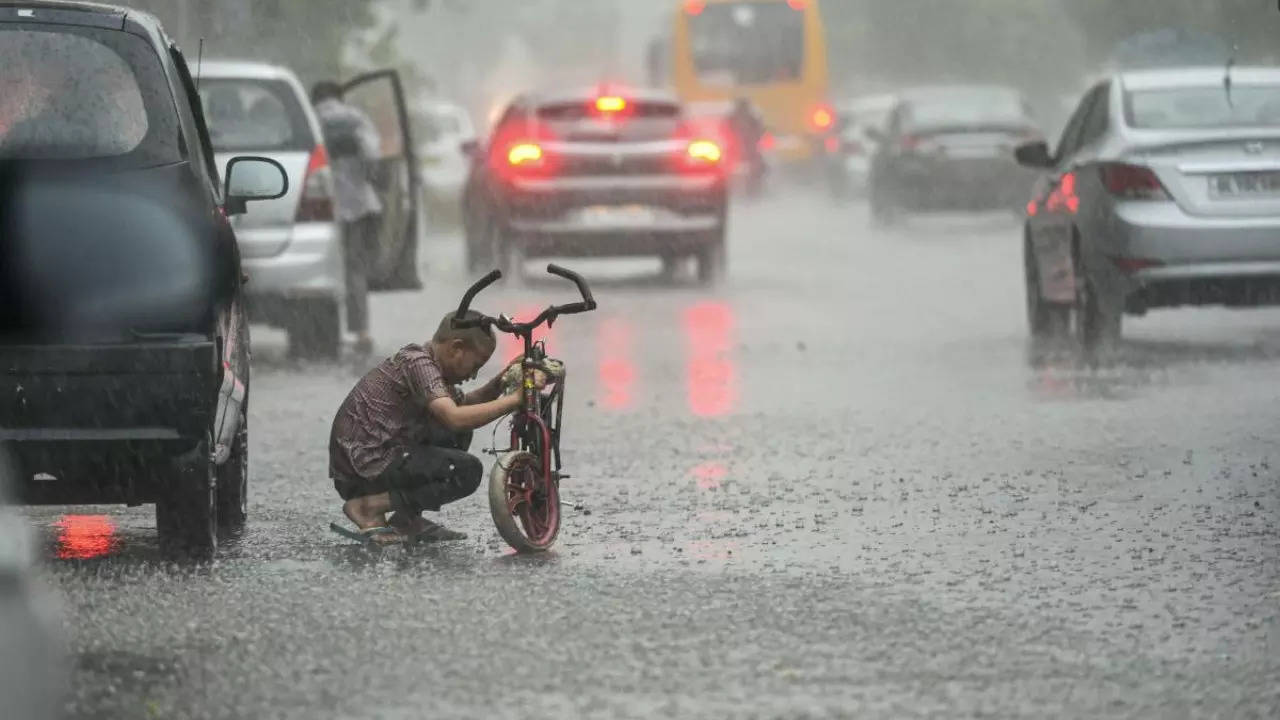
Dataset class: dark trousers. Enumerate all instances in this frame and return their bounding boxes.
[337,430,483,514]
[342,214,380,335]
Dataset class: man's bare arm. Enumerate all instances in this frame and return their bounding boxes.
[428,393,518,432]
[462,374,503,406]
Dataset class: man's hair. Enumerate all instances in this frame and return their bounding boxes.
[433,310,496,355]
[310,81,343,105]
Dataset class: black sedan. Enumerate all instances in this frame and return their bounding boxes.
[868,85,1043,224]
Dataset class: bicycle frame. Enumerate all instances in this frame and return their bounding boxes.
[506,335,565,483]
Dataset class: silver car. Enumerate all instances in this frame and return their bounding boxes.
[199,61,344,358]
[1018,67,1280,350]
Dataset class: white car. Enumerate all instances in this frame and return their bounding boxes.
[828,93,897,198]
[414,100,476,225]
[199,60,345,358]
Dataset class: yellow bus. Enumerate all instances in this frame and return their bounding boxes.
[664,0,830,163]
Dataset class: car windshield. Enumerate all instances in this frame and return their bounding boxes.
[690,2,804,86]
[1126,85,1280,129]
[0,25,179,165]
[904,92,1028,131]
[200,78,314,152]
[535,100,682,142]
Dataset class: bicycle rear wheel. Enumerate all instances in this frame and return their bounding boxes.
[488,450,560,552]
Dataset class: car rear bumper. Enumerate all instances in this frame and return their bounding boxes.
[891,157,1032,208]
[240,221,343,300]
[1,341,217,503]
[1111,201,1280,265]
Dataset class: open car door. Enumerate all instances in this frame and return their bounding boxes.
[341,70,421,291]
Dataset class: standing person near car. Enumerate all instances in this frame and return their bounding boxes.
[311,81,381,356]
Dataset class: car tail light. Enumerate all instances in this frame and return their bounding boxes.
[684,0,706,15]
[507,142,544,167]
[824,135,840,153]
[1046,171,1080,214]
[296,144,334,223]
[1026,199,1039,217]
[595,96,627,114]
[687,139,723,165]
[787,0,808,9]
[1100,163,1169,200]
[759,132,776,151]
[811,105,834,131]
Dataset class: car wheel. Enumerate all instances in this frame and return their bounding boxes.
[465,216,495,274]
[1072,241,1121,354]
[157,437,217,561]
[696,231,727,286]
[215,413,247,534]
[286,297,341,361]
[1025,237,1069,338]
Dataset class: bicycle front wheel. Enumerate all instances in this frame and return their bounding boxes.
[488,450,560,552]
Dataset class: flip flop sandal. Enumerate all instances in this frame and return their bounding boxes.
[329,522,403,547]
[407,519,467,544]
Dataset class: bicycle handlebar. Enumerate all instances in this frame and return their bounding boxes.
[451,264,597,333]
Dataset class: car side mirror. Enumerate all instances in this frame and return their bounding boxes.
[460,140,479,158]
[1014,140,1054,169]
[224,156,289,216]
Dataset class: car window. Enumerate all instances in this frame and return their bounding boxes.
[903,92,1028,131]
[0,25,180,165]
[1126,84,1280,129]
[1077,82,1111,148]
[1054,87,1099,163]
[200,79,314,152]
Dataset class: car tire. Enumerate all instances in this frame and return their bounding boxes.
[1072,240,1121,354]
[287,298,341,361]
[157,437,217,561]
[696,231,727,286]
[465,216,495,274]
[1025,237,1069,338]
[215,413,247,534]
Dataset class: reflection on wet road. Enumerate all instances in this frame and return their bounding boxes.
[25,194,1280,719]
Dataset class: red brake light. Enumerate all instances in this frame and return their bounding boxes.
[1026,200,1039,217]
[787,0,808,9]
[596,96,627,114]
[1100,163,1169,200]
[296,144,333,223]
[507,142,544,166]
[1046,171,1080,214]
[687,139,722,165]
[759,132,776,151]
[824,135,840,153]
[811,105,834,131]
[685,1,706,15]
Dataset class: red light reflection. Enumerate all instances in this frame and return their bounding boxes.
[499,304,556,363]
[54,515,118,560]
[597,317,635,411]
[691,461,726,490]
[683,302,737,418]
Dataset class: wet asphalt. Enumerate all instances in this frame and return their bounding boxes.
[23,191,1280,719]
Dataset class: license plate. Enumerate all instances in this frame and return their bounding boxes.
[1209,171,1280,198]
[572,205,658,227]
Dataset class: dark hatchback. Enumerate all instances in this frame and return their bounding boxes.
[868,86,1043,223]
[0,1,287,558]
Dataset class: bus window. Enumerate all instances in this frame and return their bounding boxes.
[689,2,804,86]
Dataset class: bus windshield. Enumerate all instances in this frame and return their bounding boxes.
[690,2,804,86]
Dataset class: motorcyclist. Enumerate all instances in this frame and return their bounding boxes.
[726,97,766,193]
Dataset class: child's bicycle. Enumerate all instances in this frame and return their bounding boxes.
[452,264,597,552]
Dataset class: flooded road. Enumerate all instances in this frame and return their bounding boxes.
[29,192,1280,719]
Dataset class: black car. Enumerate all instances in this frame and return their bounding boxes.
[0,1,288,558]
[461,88,729,284]
[868,85,1043,224]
